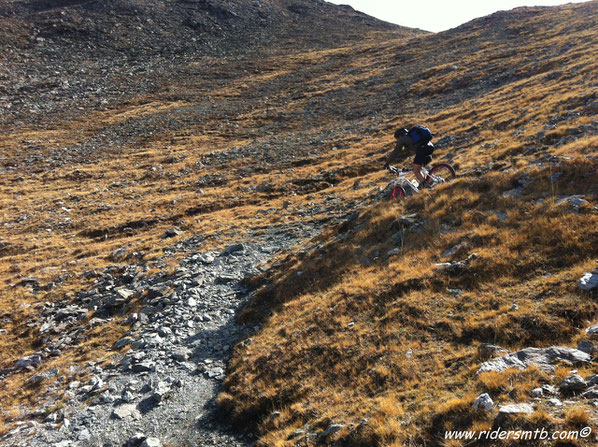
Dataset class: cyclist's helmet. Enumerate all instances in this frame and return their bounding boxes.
[394,128,408,139]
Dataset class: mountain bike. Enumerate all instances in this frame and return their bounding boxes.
[386,163,456,201]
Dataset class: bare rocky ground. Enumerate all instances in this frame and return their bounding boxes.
[1,221,335,446]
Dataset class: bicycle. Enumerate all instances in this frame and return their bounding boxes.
[386,163,456,201]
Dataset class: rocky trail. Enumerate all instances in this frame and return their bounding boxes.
[1,220,328,447]
[1,1,597,445]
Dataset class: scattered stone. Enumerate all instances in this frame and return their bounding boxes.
[114,337,136,349]
[162,227,183,239]
[556,195,589,207]
[14,277,41,288]
[498,403,534,414]
[112,404,141,421]
[320,423,344,438]
[15,354,42,370]
[473,393,494,411]
[586,375,598,387]
[152,381,172,404]
[579,269,598,291]
[581,387,598,399]
[587,324,598,337]
[221,243,245,256]
[560,374,587,393]
[27,369,59,386]
[140,438,162,447]
[478,343,509,359]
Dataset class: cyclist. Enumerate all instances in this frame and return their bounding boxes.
[384,126,435,188]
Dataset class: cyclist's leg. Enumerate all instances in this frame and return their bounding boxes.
[413,149,430,184]
[412,162,426,184]
[414,144,435,185]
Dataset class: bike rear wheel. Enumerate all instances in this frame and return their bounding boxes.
[389,185,406,202]
[427,163,456,185]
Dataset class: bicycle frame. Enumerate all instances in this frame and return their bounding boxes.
[385,163,456,201]
[387,166,422,194]
[388,165,448,189]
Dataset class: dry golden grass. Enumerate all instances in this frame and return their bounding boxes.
[0,0,597,441]
[224,158,598,445]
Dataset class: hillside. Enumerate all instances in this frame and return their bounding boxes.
[0,0,417,123]
[0,0,597,446]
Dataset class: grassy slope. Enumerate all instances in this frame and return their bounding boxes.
[223,160,598,445]
[0,0,596,441]
[218,3,598,446]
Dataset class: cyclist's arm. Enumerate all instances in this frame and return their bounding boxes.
[386,138,410,164]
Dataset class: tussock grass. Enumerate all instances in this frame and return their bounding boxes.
[1,0,597,438]
[224,159,598,445]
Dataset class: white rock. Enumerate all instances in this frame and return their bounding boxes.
[141,438,162,447]
[473,393,494,411]
[478,346,590,373]
[498,403,534,414]
[530,388,543,397]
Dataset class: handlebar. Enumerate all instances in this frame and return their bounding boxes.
[388,165,408,174]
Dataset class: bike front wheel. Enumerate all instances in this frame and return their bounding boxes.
[389,185,406,202]
[428,163,456,184]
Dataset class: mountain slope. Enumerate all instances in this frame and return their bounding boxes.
[0,0,408,56]
[0,1,596,446]
[0,0,421,126]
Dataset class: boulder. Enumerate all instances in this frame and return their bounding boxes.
[577,340,594,354]
[579,269,598,291]
[560,374,587,393]
[478,346,590,373]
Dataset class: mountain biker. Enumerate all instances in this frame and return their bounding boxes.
[384,126,435,188]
